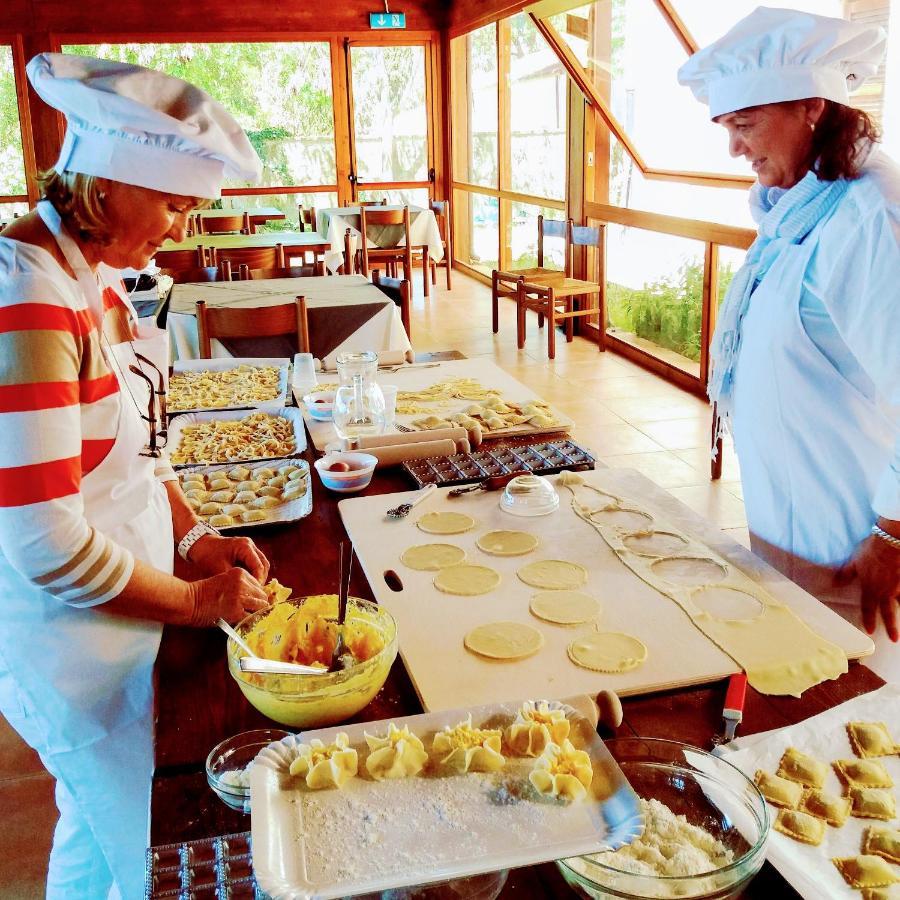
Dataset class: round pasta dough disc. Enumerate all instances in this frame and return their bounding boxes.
[416,511,477,535]
[476,530,539,556]
[433,564,500,596]
[530,591,600,625]
[567,631,648,673]
[464,622,544,660]
[400,543,467,571]
[517,559,588,590]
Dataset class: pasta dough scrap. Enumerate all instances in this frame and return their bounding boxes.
[416,511,477,535]
[834,758,894,789]
[833,855,900,889]
[475,530,539,557]
[567,630,648,673]
[432,715,505,773]
[288,733,358,789]
[463,621,544,660]
[529,739,593,802]
[774,808,826,846]
[799,787,851,827]
[264,579,292,604]
[754,770,803,810]
[850,788,897,821]
[400,543,467,571]
[861,887,900,900]
[848,722,899,759]
[364,723,429,780]
[864,826,900,865]
[529,591,600,625]
[434,565,500,596]
[517,559,588,590]
[506,700,570,757]
[777,748,829,789]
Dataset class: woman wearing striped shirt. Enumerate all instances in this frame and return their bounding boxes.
[0,55,271,898]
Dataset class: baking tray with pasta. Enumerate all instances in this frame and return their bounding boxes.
[250,696,642,900]
[176,459,312,530]
[167,407,307,468]
[169,357,290,415]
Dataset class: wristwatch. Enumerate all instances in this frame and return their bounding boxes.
[870,524,900,551]
[177,521,221,561]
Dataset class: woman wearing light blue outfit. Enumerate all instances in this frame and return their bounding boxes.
[679,8,899,681]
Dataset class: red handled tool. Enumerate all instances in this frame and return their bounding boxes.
[714,673,747,745]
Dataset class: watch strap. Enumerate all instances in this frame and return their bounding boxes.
[177,521,220,561]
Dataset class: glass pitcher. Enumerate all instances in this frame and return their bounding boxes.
[333,351,386,446]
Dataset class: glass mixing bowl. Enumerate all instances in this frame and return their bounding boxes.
[226,596,398,728]
[557,738,770,900]
[206,728,290,812]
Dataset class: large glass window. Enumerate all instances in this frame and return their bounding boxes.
[0,45,27,204]
[509,202,567,269]
[453,189,499,275]
[63,41,337,219]
[453,24,498,187]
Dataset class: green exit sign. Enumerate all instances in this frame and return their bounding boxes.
[369,11,406,28]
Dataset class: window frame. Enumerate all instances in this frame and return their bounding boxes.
[0,34,38,207]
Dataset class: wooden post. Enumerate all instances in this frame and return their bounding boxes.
[296,296,310,354]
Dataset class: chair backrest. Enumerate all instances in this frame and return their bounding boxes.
[297,204,317,233]
[359,206,411,275]
[155,246,209,270]
[571,223,602,248]
[537,215,571,272]
[359,198,388,207]
[162,265,225,284]
[429,199,450,241]
[238,262,325,280]
[211,244,285,270]
[199,212,249,235]
[569,222,605,282]
[371,269,411,339]
[195,296,309,358]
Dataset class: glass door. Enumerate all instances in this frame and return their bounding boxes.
[345,40,434,206]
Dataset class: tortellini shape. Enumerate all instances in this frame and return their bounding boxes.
[255,468,276,480]
[251,496,280,509]
[505,701,571,758]
[364,723,429,780]
[208,490,236,503]
[198,501,223,516]
[288,733,358,789]
[208,514,234,528]
[257,486,282,498]
[241,510,267,523]
[209,478,232,491]
[528,739,593,802]
[184,488,210,501]
[228,466,251,482]
[267,475,288,489]
[432,715,505,774]
[234,490,258,504]
[222,504,246,517]
[236,480,261,493]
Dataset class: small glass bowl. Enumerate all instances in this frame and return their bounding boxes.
[500,474,560,517]
[303,391,335,421]
[206,728,290,813]
[557,738,770,899]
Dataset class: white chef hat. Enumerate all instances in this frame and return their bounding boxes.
[26,52,261,199]
[677,7,886,119]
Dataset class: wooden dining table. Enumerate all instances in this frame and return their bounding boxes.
[161,229,330,258]
[196,206,286,228]
[150,404,884,898]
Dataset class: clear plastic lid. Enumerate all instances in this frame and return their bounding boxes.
[500,474,560,517]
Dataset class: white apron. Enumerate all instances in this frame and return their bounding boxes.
[0,201,174,897]
[732,239,898,682]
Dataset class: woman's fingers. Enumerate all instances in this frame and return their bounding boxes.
[879,591,899,642]
[231,537,270,582]
[861,588,879,634]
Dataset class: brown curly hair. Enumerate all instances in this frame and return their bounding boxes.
[807,100,880,182]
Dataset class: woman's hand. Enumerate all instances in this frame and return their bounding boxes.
[841,530,900,641]
[186,567,270,627]
[189,534,270,583]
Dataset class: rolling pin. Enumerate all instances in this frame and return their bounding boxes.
[354,426,468,451]
[367,439,458,468]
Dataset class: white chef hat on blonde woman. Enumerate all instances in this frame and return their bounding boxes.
[677,6,886,119]
[26,53,261,199]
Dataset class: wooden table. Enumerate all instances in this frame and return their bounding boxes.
[197,206,286,228]
[151,437,884,898]
[161,230,329,256]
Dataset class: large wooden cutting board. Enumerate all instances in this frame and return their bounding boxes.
[303,358,573,451]
[339,469,873,712]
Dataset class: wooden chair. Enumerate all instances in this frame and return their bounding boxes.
[427,199,452,291]
[211,244,285,273]
[196,296,310,358]
[371,268,412,340]
[297,204,317,233]
[236,261,326,280]
[359,198,388,207]
[155,245,210,270]
[196,212,251,235]
[492,215,571,333]
[355,206,413,283]
[161,266,227,284]
[516,222,606,360]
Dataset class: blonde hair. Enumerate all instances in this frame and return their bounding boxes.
[38,169,209,245]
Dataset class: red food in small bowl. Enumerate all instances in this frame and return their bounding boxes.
[327,461,353,473]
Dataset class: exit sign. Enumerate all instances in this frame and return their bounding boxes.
[369,11,406,28]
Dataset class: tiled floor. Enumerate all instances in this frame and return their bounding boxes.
[0,268,745,896]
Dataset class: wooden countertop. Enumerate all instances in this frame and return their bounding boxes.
[152,430,884,898]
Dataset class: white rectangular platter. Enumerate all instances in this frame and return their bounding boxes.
[250,697,642,900]
[302,358,573,452]
[167,407,307,468]
[339,468,873,711]
[169,356,290,414]
[175,459,311,530]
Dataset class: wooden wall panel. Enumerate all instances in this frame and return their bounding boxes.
[447,0,532,36]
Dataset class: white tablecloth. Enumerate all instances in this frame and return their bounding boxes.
[318,205,444,273]
[167,275,413,368]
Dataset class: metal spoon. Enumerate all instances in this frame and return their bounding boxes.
[385,483,437,519]
[217,618,256,658]
[328,543,353,672]
[238,656,325,676]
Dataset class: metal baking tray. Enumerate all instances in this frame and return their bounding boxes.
[402,438,596,489]
[168,357,291,416]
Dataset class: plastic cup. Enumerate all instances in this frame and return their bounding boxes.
[380,385,398,428]
[292,352,317,395]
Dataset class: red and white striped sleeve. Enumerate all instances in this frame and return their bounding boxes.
[0,246,134,607]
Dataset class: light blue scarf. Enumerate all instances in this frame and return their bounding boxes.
[709,171,849,443]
